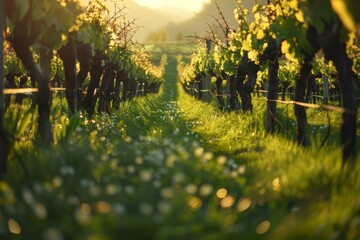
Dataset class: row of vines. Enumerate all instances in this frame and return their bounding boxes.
[0,0,166,178]
[179,0,360,166]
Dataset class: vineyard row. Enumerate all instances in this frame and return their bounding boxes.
[179,0,360,166]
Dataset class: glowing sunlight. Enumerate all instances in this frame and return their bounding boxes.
[133,0,211,12]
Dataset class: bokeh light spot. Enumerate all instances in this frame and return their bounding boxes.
[237,198,252,212]
[96,201,111,214]
[216,188,228,199]
[187,196,203,209]
[220,195,235,208]
[256,220,271,234]
[8,218,21,234]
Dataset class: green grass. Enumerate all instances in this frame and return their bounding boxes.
[178,86,360,239]
[0,47,359,239]
[145,42,197,64]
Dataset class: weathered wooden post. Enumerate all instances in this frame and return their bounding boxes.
[202,40,212,102]
[225,75,231,110]
[323,59,329,104]
[322,75,329,104]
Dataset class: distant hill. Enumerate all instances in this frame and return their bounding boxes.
[163,0,267,41]
[116,0,268,43]
[164,1,237,41]
[121,1,193,42]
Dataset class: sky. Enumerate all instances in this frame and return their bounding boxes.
[132,0,211,13]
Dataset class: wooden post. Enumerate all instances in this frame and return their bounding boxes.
[202,40,212,102]
[323,76,329,104]
[225,75,231,109]
[323,59,329,104]
[0,0,8,178]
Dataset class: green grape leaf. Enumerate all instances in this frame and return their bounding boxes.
[32,2,51,21]
[299,0,334,34]
[47,6,74,32]
[331,0,360,32]
[13,0,30,21]
[42,27,64,49]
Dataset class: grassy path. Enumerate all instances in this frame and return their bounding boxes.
[1,52,359,239]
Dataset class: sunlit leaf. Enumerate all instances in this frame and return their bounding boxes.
[331,0,357,32]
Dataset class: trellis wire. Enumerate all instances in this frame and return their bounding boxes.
[184,86,359,115]
[3,85,360,114]
[3,82,146,97]
[2,87,66,94]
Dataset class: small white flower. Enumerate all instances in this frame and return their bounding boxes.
[22,189,35,205]
[158,201,172,214]
[113,204,126,215]
[140,170,153,182]
[34,203,47,220]
[124,185,135,195]
[217,156,227,165]
[161,187,174,199]
[199,184,214,197]
[43,228,63,240]
[139,203,153,215]
[185,184,198,195]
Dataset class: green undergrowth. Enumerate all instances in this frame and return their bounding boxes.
[177,83,360,239]
[0,54,359,240]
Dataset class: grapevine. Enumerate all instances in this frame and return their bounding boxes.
[1,0,165,176]
[181,0,360,164]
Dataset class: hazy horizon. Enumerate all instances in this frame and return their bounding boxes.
[79,0,240,43]
[132,0,211,13]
